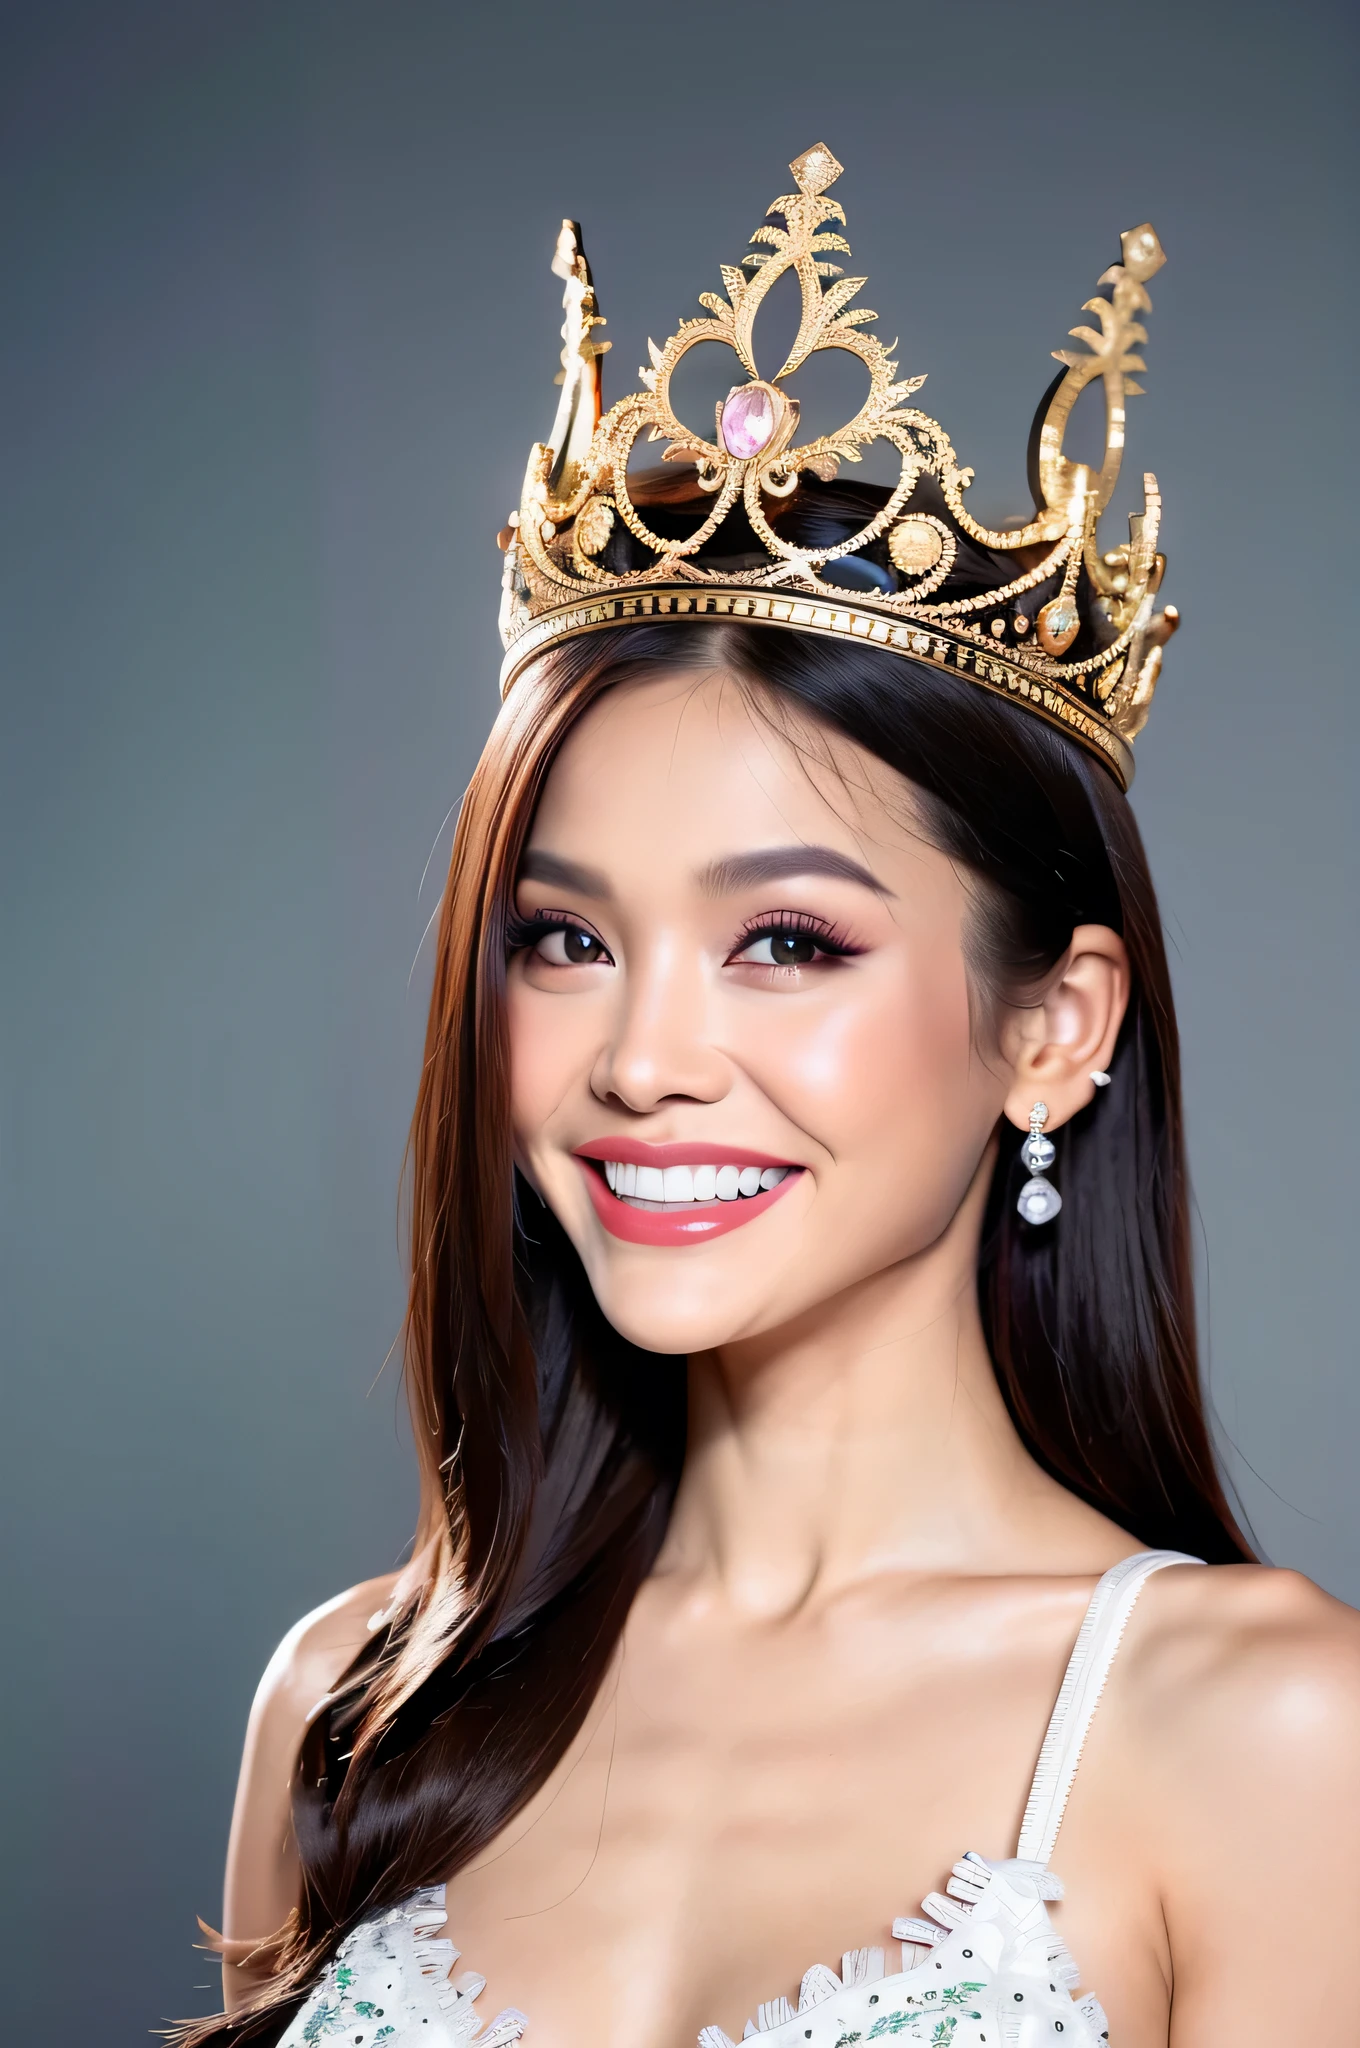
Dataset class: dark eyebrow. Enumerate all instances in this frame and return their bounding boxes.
[697,845,895,899]
[517,848,614,898]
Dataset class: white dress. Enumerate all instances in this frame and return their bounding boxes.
[278,1549,1198,2048]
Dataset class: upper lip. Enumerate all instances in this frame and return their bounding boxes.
[574,1138,796,1170]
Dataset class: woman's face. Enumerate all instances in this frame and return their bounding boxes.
[507,670,1011,1356]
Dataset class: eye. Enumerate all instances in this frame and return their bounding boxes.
[739,930,824,968]
[514,915,613,967]
[536,924,610,966]
[730,913,859,972]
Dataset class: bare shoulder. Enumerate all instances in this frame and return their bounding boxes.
[1134,1560,1360,1719]
[1118,1561,1360,1834]
[221,1569,408,1983]
[247,1570,402,1736]
[1081,1563,1360,2032]
[233,1566,413,1827]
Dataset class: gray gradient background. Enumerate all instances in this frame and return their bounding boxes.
[1,1,1355,2038]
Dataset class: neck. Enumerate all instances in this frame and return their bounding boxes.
[656,1147,1064,1618]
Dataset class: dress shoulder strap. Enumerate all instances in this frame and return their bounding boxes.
[1015,1548,1202,1866]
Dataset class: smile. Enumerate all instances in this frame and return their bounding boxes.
[573,1141,802,1246]
[604,1160,791,1204]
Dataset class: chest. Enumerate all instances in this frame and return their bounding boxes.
[437,1606,1167,2048]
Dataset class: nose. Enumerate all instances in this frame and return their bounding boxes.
[590,927,730,1114]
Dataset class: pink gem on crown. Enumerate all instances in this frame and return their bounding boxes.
[720,383,778,458]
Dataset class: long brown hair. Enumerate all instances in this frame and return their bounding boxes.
[181,494,1251,2046]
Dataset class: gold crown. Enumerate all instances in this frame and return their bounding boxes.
[497,144,1178,786]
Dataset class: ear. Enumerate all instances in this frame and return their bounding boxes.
[999,923,1130,1133]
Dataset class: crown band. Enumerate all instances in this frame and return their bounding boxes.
[500,585,1135,785]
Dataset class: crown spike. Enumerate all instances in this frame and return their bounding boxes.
[789,143,844,196]
[545,221,610,500]
[1119,222,1166,281]
[1032,222,1166,519]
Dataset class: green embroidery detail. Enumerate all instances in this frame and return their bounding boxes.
[863,1983,989,2040]
[300,2000,345,2043]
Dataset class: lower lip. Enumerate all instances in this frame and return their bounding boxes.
[578,1161,800,1246]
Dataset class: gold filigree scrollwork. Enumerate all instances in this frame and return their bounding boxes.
[513,160,1170,628]
[516,143,934,594]
[500,147,1175,783]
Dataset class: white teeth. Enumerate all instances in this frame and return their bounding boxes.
[600,1160,792,1205]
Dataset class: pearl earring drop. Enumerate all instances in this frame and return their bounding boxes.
[1017,1101,1062,1224]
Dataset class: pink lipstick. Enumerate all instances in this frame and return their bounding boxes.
[574,1139,802,1247]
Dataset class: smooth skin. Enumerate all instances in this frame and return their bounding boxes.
[226,672,1360,2045]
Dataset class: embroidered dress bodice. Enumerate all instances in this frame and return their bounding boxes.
[277,1550,1198,2048]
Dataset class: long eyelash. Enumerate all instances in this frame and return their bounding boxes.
[505,908,586,953]
[736,908,863,957]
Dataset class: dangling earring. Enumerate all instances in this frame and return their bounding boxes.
[1017,1100,1061,1224]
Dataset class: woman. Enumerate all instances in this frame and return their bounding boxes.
[195,149,1360,2048]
